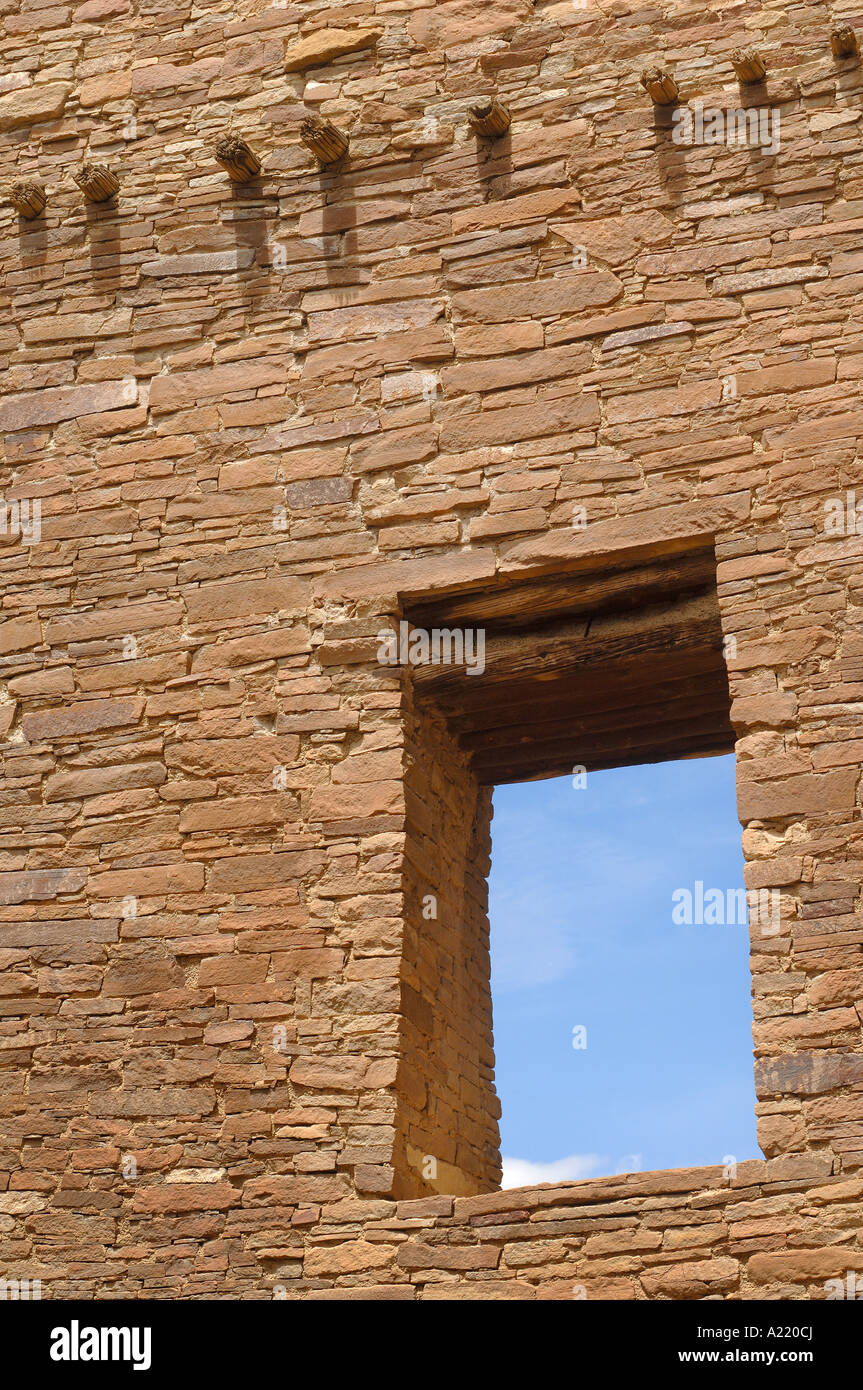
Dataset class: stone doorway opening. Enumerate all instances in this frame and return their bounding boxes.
[394,538,747,1199]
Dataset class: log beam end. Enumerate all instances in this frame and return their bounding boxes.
[300,116,350,166]
[7,180,46,219]
[640,67,680,105]
[214,135,262,183]
[73,163,120,203]
[468,98,512,138]
[732,47,768,83]
[831,26,860,60]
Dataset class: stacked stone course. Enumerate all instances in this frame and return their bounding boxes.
[0,0,862,1297]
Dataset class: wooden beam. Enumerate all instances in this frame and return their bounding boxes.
[444,651,728,732]
[475,719,734,785]
[468,98,511,138]
[214,134,262,182]
[460,688,732,756]
[301,115,349,165]
[831,26,860,60]
[732,48,767,83]
[73,163,119,203]
[406,549,716,633]
[409,590,721,696]
[641,67,679,104]
[7,180,46,218]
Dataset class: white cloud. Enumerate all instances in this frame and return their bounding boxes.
[501,1153,605,1188]
[613,1153,643,1175]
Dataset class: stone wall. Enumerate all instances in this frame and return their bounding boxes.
[0,0,862,1297]
[398,696,499,1199]
[293,1159,863,1301]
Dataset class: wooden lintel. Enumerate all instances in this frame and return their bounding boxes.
[410,591,721,696]
[474,722,734,786]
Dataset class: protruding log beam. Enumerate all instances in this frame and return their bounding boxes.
[468,97,511,138]
[640,67,679,105]
[73,163,120,203]
[732,47,767,82]
[7,180,46,218]
[214,134,262,182]
[831,25,860,60]
[300,115,349,165]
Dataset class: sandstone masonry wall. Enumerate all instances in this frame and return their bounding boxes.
[397,698,498,1198]
[0,0,862,1297]
[295,1160,863,1300]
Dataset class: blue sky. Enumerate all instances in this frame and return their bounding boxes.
[488,754,759,1187]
